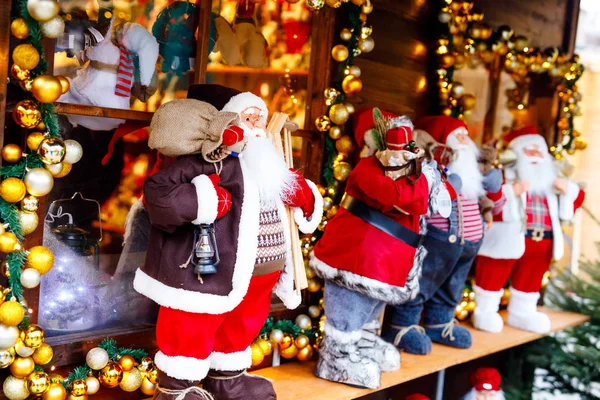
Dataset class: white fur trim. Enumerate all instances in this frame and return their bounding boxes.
[222,92,268,123]
[324,321,362,344]
[119,23,159,85]
[123,197,144,245]
[507,287,551,334]
[133,160,260,314]
[559,180,581,221]
[154,351,210,381]
[546,191,564,261]
[274,199,302,309]
[362,320,381,331]
[508,134,548,153]
[210,348,252,371]
[292,180,323,234]
[191,175,219,225]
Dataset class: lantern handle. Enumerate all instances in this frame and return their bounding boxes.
[45,192,103,242]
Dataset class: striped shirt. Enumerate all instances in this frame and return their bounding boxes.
[526,194,552,231]
[115,46,135,97]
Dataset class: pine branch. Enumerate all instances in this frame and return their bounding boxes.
[7,250,27,301]
[64,365,91,386]
[98,338,119,361]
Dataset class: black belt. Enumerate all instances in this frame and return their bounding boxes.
[525,228,553,242]
[340,194,422,248]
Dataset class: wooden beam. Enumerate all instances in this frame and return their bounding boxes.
[0,0,13,150]
[194,0,212,84]
[563,0,581,55]
[54,103,153,122]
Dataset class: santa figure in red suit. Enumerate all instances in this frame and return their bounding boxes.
[473,126,584,334]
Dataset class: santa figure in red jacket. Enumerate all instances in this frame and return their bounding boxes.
[311,108,444,389]
[473,126,584,334]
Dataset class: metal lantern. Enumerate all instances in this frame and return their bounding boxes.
[52,223,99,269]
[191,224,220,275]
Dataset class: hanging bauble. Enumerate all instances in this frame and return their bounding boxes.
[40,16,65,39]
[19,211,39,235]
[14,341,33,357]
[27,371,51,396]
[10,356,35,378]
[295,314,312,330]
[86,347,109,370]
[0,324,19,350]
[497,25,513,41]
[63,140,83,164]
[44,162,63,177]
[358,37,375,53]
[438,9,452,24]
[0,347,15,368]
[305,264,316,279]
[280,343,299,359]
[146,367,159,384]
[279,333,293,350]
[13,100,42,129]
[308,305,321,318]
[24,168,54,197]
[345,103,355,114]
[307,278,322,292]
[326,0,342,7]
[67,394,88,400]
[574,137,588,150]
[119,368,143,392]
[26,246,54,275]
[52,163,72,179]
[0,262,9,278]
[116,355,135,372]
[26,133,45,153]
[10,18,30,39]
[255,338,272,356]
[0,301,25,326]
[294,334,310,349]
[137,356,154,372]
[329,126,342,140]
[460,94,476,111]
[438,53,455,68]
[286,0,301,2]
[85,377,100,395]
[329,104,349,125]
[70,379,87,396]
[315,116,332,132]
[0,178,27,203]
[335,136,355,154]
[342,75,363,96]
[27,0,59,22]
[346,65,361,78]
[3,375,29,400]
[0,232,19,253]
[250,343,264,366]
[42,383,67,400]
[513,35,529,52]
[20,195,39,214]
[269,329,284,344]
[20,325,45,349]
[19,79,33,92]
[32,75,63,104]
[296,345,314,361]
[340,28,352,41]
[11,64,31,82]
[13,44,40,71]
[331,45,349,62]
[20,268,41,289]
[55,76,70,95]
[2,144,23,164]
[324,87,340,106]
[333,161,352,181]
[140,377,157,396]
[450,82,465,99]
[31,343,53,365]
[98,362,123,388]
[305,0,325,10]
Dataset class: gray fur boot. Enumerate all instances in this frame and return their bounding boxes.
[358,320,401,372]
[315,322,381,389]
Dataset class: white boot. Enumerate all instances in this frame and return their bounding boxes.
[358,320,401,372]
[507,288,551,334]
[471,285,504,333]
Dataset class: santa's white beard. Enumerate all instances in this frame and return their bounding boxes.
[242,135,297,203]
[515,152,556,195]
[446,136,484,200]
[462,388,505,400]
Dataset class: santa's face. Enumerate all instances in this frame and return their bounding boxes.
[522,144,545,161]
[240,106,266,136]
[476,389,498,400]
[514,143,556,194]
[445,130,484,199]
[451,127,470,146]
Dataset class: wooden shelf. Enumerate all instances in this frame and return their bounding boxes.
[54,103,153,122]
[252,308,589,400]
[207,64,309,76]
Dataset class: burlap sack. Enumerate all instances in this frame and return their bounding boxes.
[149,99,240,161]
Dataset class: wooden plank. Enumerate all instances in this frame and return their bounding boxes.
[0,0,12,150]
[253,308,589,400]
[54,103,153,122]
[194,0,212,84]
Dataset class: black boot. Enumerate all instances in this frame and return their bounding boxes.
[153,371,214,400]
[203,369,276,400]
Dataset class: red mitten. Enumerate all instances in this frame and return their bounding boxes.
[208,174,232,219]
[222,125,245,147]
[284,169,315,218]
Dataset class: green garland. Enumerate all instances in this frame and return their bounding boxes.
[258,317,319,345]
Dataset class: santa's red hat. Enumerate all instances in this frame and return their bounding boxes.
[414,116,467,145]
[405,394,430,400]
[504,126,548,153]
[470,367,501,391]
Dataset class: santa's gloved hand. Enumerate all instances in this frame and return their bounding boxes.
[208,174,232,219]
[222,125,245,146]
[482,168,502,193]
[447,173,463,194]
[285,170,315,218]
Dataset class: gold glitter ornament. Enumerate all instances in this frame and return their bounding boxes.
[331,44,349,62]
[329,104,350,125]
[329,126,342,140]
[308,305,322,318]
[42,382,67,400]
[307,278,322,292]
[98,362,123,388]
[27,132,46,151]
[119,368,143,392]
[0,232,19,253]
[86,347,109,370]
[255,338,272,356]
[251,343,265,366]
[32,343,53,365]
[341,75,363,96]
[12,44,40,71]
[333,161,352,181]
[3,375,29,400]
[11,18,30,39]
[340,28,352,41]
[20,324,45,348]
[26,246,55,275]
[0,347,15,368]
[27,371,51,395]
[0,301,25,326]
[10,356,35,378]
[0,178,27,203]
[2,144,23,163]
[335,135,355,154]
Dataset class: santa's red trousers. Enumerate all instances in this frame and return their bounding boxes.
[475,238,553,293]
[156,271,280,363]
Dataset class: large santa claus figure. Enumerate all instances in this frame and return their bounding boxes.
[473,126,584,334]
[384,116,505,355]
[134,86,323,399]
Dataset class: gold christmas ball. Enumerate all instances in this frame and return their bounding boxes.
[279,333,293,350]
[42,382,67,400]
[280,343,299,359]
[450,82,465,99]
[296,345,314,361]
[13,100,42,129]
[117,355,135,372]
[315,115,332,132]
[0,325,20,350]
[0,262,9,278]
[466,300,476,313]
[11,64,31,82]
[255,338,272,356]
[19,211,39,235]
[295,334,310,349]
[326,183,338,198]
[305,264,316,280]
[13,44,40,71]
[331,44,349,62]
[345,103,355,114]
[358,37,375,53]
[295,314,312,330]
[308,305,322,319]
[342,75,363,96]
[269,328,284,344]
[322,196,333,211]
[362,1,373,14]
[21,195,39,213]
[2,144,23,164]
[0,347,16,368]
[333,161,352,181]
[329,126,343,140]
[574,137,588,150]
[140,377,157,396]
[335,135,355,154]
[439,53,455,69]
[32,75,63,104]
[347,65,361,78]
[24,168,54,197]
[324,87,340,106]
[0,178,27,203]
[67,394,87,400]
[27,0,60,22]
[3,375,29,400]
[40,16,65,39]
[305,0,325,10]
[27,132,46,151]
[20,324,45,349]
[84,377,99,395]
[38,137,66,165]
[10,356,35,378]
[137,356,154,372]
[26,246,54,275]
[11,18,30,39]
[51,163,72,179]
[55,76,70,95]
[146,367,159,384]
[360,25,372,40]
[329,104,350,125]
[351,0,365,5]
[513,35,529,52]
[0,301,25,326]
[15,340,34,357]
[0,231,19,253]
[454,306,469,321]
[98,362,123,388]
[460,94,476,110]
[32,343,53,365]
[20,79,33,92]
[250,343,265,366]
[340,27,352,40]
[27,371,51,395]
[307,278,322,292]
[119,368,143,392]
[327,0,343,8]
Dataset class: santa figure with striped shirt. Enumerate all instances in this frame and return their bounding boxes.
[473,127,584,334]
[384,116,505,355]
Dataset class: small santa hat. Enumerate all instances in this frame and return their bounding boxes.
[470,368,501,392]
[414,116,467,145]
[221,92,269,124]
[354,108,413,151]
[504,126,548,153]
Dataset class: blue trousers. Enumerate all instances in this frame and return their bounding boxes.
[324,281,385,333]
[389,225,482,326]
